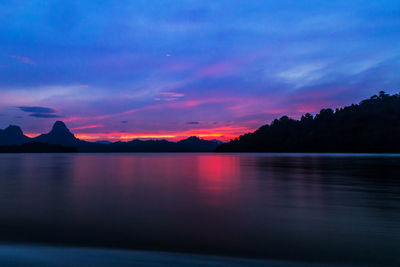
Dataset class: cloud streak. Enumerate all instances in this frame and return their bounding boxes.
[19,106,60,119]
[9,55,35,65]
[29,113,60,118]
[19,106,57,114]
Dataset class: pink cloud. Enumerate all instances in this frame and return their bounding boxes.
[165,97,234,109]
[71,124,104,130]
[159,92,184,98]
[154,92,185,102]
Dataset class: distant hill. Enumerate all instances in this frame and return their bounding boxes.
[216,91,400,153]
[0,125,30,145]
[177,136,222,152]
[33,121,81,146]
[0,121,221,152]
[99,136,221,152]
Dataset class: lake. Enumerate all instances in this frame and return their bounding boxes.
[0,153,399,266]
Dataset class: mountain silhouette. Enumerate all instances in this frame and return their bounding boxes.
[104,137,221,152]
[216,91,400,153]
[0,125,30,145]
[33,121,80,146]
[177,136,221,152]
[0,120,222,152]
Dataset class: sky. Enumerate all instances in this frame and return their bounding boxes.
[1,0,400,141]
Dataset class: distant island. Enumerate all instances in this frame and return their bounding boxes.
[0,121,222,153]
[217,91,400,153]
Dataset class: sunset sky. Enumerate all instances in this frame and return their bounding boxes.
[1,0,400,141]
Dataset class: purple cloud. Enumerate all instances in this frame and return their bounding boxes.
[19,106,57,114]
[19,106,60,119]
[29,113,60,118]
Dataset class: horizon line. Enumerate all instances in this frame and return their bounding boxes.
[24,132,236,142]
[8,120,247,142]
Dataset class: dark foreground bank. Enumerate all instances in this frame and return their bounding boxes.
[0,245,341,267]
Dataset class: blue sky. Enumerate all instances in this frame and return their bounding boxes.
[1,0,399,140]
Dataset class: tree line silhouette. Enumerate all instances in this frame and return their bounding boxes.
[216,91,400,153]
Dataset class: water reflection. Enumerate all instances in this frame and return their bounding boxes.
[0,153,399,265]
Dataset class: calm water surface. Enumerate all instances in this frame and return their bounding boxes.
[0,153,400,265]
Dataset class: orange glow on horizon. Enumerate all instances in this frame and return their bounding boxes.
[25,133,41,138]
[24,126,254,142]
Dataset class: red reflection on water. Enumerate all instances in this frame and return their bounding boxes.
[68,154,243,209]
[196,155,241,206]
